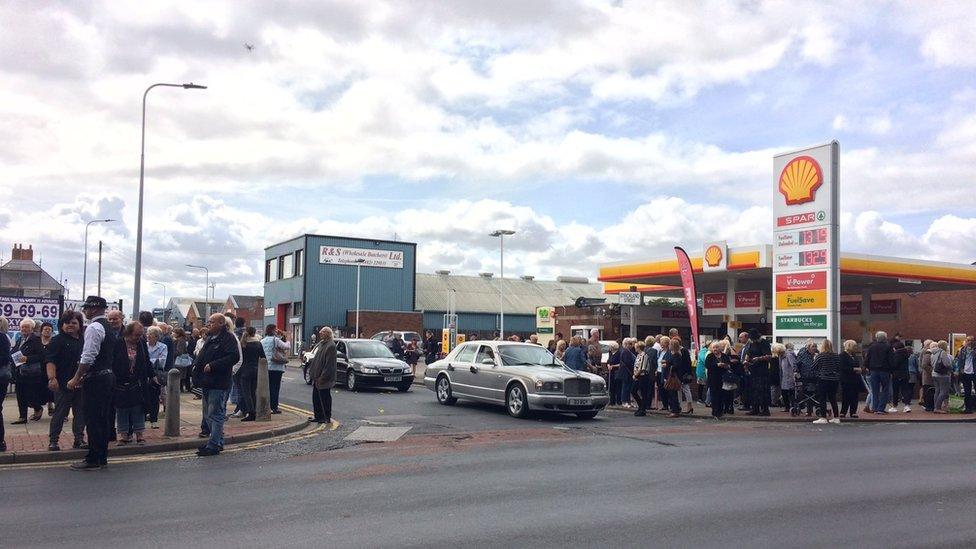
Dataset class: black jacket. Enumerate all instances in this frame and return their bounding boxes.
[113,338,154,409]
[240,339,265,378]
[745,338,772,378]
[705,353,729,387]
[192,329,241,390]
[863,341,894,373]
[45,332,83,390]
[890,342,911,380]
[839,352,861,385]
[14,334,45,379]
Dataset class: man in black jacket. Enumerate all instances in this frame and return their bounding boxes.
[744,329,773,416]
[192,313,241,456]
[864,331,894,414]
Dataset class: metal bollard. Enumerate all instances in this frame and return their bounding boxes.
[256,359,272,421]
[165,368,182,436]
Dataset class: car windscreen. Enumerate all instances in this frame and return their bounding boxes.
[497,345,560,367]
[345,340,395,359]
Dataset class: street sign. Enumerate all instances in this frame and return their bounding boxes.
[618,292,641,306]
[772,142,839,344]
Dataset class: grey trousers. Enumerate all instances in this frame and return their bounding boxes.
[49,388,85,444]
[933,376,952,411]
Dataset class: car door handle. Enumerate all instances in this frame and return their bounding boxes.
[470,366,479,373]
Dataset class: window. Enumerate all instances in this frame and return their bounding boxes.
[475,346,496,365]
[454,344,477,363]
[294,249,303,277]
[293,301,303,316]
[280,253,294,279]
[265,258,277,282]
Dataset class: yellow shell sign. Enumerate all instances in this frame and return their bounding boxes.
[704,245,723,267]
[778,155,823,205]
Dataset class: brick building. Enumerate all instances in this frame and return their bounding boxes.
[225,295,264,328]
[841,289,976,343]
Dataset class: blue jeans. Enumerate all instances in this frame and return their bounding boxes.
[116,405,145,435]
[202,388,229,450]
[869,371,891,412]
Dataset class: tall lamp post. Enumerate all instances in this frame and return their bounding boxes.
[152,282,166,309]
[355,258,366,338]
[133,82,207,317]
[186,264,209,317]
[83,219,116,298]
[490,229,516,339]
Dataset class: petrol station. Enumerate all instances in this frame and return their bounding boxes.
[598,141,976,348]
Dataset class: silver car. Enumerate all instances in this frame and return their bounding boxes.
[424,341,609,419]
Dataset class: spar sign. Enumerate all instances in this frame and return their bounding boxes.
[772,142,840,342]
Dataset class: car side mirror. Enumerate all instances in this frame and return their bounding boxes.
[481,358,495,365]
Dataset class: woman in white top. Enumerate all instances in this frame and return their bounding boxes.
[145,326,168,429]
[262,325,291,414]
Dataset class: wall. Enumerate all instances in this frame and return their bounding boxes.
[344,310,423,339]
[263,235,306,334]
[841,289,976,343]
[422,310,536,338]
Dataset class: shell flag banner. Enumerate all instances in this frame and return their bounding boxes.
[674,246,700,352]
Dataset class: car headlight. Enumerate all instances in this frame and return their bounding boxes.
[592,381,606,393]
[402,366,413,374]
[535,380,563,393]
[361,367,379,374]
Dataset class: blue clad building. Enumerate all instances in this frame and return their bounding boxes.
[263,234,417,350]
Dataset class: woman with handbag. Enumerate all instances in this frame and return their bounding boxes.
[0,317,11,451]
[239,327,266,421]
[262,325,291,414]
[114,322,154,445]
[662,338,684,418]
[12,318,46,424]
[145,326,168,429]
[630,341,653,416]
[722,339,740,415]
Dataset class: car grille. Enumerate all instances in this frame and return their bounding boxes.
[379,367,402,374]
[564,378,591,396]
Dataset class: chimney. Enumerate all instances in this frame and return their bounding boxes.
[520,275,535,281]
[478,272,494,278]
[435,270,451,275]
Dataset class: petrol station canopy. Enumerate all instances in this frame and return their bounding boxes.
[599,245,976,297]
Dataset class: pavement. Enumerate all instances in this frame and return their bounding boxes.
[0,389,309,464]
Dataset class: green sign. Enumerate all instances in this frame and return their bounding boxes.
[537,327,554,334]
[775,314,827,330]
[537,307,552,320]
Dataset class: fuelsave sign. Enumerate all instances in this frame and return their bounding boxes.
[772,141,840,341]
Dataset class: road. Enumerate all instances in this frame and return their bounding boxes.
[3,367,975,548]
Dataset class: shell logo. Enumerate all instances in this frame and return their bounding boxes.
[779,155,823,205]
[704,245,723,267]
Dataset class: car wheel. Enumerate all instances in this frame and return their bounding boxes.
[302,365,311,385]
[506,383,530,419]
[576,411,599,420]
[435,376,457,405]
[396,382,411,393]
[346,370,358,392]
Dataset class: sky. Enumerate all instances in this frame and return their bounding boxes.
[2,0,976,309]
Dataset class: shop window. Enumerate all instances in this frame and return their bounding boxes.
[294,249,304,276]
[280,253,294,279]
[265,258,277,282]
[293,301,303,316]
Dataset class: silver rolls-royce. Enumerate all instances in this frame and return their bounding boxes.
[424,341,609,419]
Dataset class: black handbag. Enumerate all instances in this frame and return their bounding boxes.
[18,361,43,377]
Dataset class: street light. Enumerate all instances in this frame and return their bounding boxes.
[133,81,207,317]
[490,229,516,339]
[186,264,209,317]
[83,219,116,298]
[355,258,366,338]
[152,282,166,309]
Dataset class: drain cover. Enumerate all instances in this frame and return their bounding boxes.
[344,426,412,442]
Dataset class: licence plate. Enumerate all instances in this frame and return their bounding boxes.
[568,398,592,406]
[384,376,403,382]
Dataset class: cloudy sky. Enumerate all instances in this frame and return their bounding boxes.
[2,0,975,308]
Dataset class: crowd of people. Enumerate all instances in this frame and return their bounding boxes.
[579,328,973,423]
[0,295,295,467]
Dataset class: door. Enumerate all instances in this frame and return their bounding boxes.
[473,345,504,402]
[292,324,302,355]
[335,341,349,385]
[447,344,478,398]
